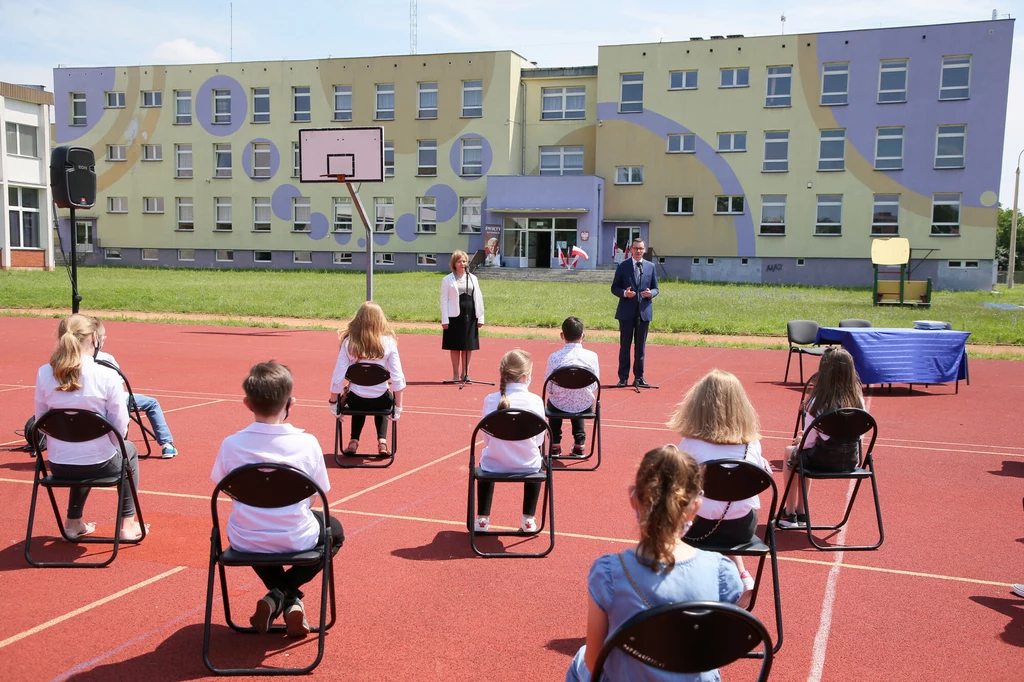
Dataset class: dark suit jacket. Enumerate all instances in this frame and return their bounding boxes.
[611,257,659,322]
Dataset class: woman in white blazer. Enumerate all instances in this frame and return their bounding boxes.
[440,250,485,381]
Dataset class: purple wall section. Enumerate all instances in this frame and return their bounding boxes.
[53,68,117,143]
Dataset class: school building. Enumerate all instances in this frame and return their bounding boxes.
[50,18,1013,289]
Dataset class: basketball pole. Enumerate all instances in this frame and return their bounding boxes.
[326,174,374,301]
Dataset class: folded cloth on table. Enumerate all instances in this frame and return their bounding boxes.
[913,320,949,330]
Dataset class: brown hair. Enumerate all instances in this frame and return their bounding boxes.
[497,349,532,410]
[634,445,703,571]
[243,361,293,415]
[666,369,760,444]
[807,347,863,416]
[450,250,469,272]
[340,301,394,360]
[50,314,97,392]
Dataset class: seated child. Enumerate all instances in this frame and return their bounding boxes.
[211,361,343,638]
[544,316,600,456]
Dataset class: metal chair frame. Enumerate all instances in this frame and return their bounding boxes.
[332,363,397,469]
[541,366,602,472]
[784,320,824,384]
[95,359,157,457]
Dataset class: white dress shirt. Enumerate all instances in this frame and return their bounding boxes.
[678,438,772,520]
[211,422,331,553]
[440,272,485,325]
[479,383,546,474]
[544,342,600,413]
[329,336,406,399]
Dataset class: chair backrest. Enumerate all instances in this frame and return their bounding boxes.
[33,408,117,444]
[474,408,549,442]
[787,320,819,346]
[701,459,777,512]
[541,366,600,404]
[345,362,391,387]
[215,463,324,509]
[803,408,878,457]
[591,601,772,681]
[838,319,872,328]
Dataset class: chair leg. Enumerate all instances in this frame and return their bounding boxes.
[798,353,804,384]
[784,350,793,383]
[202,537,220,673]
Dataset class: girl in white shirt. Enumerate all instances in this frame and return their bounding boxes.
[476,349,547,533]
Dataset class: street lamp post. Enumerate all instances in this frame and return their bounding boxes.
[1009,149,1024,289]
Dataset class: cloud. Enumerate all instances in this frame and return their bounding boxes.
[148,38,226,65]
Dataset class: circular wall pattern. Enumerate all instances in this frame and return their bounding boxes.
[448,133,492,178]
[242,139,280,181]
[979,190,999,207]
[396,213,417,242]
[195,75,248,136]
[272,184,301,220]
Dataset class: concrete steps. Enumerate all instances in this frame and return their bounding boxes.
[472,266,615,283]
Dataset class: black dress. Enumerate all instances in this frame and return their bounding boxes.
[442,276,480,351]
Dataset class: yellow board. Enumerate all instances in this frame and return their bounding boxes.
[871,237,911,266]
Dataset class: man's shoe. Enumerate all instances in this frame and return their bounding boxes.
[634,378,652,388]
[615,380,629,388]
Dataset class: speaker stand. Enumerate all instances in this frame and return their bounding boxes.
[69,206,81,313]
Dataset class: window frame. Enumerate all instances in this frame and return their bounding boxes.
[178,249,195,262]
[418,82,438,119]
[70,92,87,126]
[539,145,584,176]
[252,142,271,178]
[107,145,127,162]
[814,194,843,236]
[5,122,39,157]
[214,197,232,232]
[107,196,128,213]
[8,187,41,248]
[292,86,311,123]
[817,129,846,171]
[384,141,395,178]
[175,143,193,178]
[821,62,849,105]
[615,166,644,185]
[252,87,271,123]
[254,251,273,263]
[333,85,353,121]
[874,127,904,170]
[871,194,901,236]
[292,142,300,178]
[878,59,909,104]
[293,250,313,264]
[375,83,395,120]
[462,80,483,118]
[141,91,162,108]
[931,193,962,236]
[759,195,787,235]
[141,248,159,261]
[460,197,482,234]
[765,65,792,107]
[667,133,696,154]
[253,197,272,232]
[374,252,395,266]
[714,195,745,215]
[665,196,695,215]
[416,196,437,234]
[105,91,126,109]
[213,88,232,124]
[374,197,395,232]
[717,132,747,153]
[214,143,232,178]
[461,138,483,176]
[215,250,234,263]
[669,70,698,91]
[142,143,162,161]
[417,139,438,176]
[176,197,194,231]
[762,131,789,172]
[939,55,971,101]
[417,253,438,266]
[292,197,311,232]
[619,73,644,113]
[142,196,165,214]
[174,89,191,125]
[934,124,967,169]
[541,86,586,120]
[333,252,353,265]
[104,248,121,260]
[719,67,750,88]
[333,197,353,232]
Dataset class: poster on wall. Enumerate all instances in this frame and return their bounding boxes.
[484,223,502,267]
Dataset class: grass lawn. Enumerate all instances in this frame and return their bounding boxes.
[2,267,1022,346]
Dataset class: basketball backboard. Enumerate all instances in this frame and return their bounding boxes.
[298,127,384,183]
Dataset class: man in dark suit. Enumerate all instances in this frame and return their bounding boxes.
[610,238,659,387]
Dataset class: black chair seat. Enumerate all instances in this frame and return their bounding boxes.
[40,475,122,487]
[802,465,872,479]
[544,407,597,420]
[220,547,324,566]
[794,346,825,356]
[474,466,547,482]
[697,537,770,554]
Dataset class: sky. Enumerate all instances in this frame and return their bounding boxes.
[2,0,1022,201]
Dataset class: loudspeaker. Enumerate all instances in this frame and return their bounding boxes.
[50,146,96,209]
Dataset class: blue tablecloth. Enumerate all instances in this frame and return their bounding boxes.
[815,327,970,385]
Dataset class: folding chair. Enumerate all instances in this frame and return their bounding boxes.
[95,359,156,458]
[784,320,824,384]
[332,363,397,469]
[838,319,872,328]
[776,408,884,551]
[25,409,146,568]
[541,366,601,472]
[792,372,818,439]
[203,463,337,676]
[590,601,773,682]
[467,409,554,558]
[688,459,783,655]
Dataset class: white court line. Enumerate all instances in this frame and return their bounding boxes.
[160,399,224,414]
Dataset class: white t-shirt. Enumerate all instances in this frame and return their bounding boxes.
[678,437,772,521]
[211,422,331,553]
[544,342,600,413]
[479,383,546,474]
[330,336,406,399]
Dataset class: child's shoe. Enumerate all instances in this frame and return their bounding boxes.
[250,590,283,634]
[520,515,538,533]
[284,600,310,638]
[474,516,490,532]
[550,444,562,456]
[160,444,178,459]
[571,443,586,456]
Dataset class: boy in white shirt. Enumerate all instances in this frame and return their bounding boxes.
[211,361,343,638]
[544,317,600,456]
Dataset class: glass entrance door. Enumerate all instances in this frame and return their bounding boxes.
[614,226,641,262]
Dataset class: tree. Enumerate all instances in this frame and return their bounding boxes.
[996,205,1024,271]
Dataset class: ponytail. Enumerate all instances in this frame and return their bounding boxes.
[496,348,532,410]
[634,445,703,572]
[50,314,97,392]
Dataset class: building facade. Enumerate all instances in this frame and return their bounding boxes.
[52,19,1012,289]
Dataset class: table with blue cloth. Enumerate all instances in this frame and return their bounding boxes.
[815,327,970,390]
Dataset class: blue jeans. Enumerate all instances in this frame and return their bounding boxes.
[132,394,173,445]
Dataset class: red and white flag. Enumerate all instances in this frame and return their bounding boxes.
[571,245,589,261]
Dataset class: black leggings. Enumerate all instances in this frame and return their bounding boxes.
[476,480,542,516]
[252,511,344,605]
[48,442,141,519]
[345,391,393,441]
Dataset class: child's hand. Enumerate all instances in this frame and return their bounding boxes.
[390,406,402,421]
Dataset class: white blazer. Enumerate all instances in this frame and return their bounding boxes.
[440,272,485,325]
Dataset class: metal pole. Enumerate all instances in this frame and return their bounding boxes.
[69,206,80,313]
[1008,150,1022,289]
[346,181,374,301]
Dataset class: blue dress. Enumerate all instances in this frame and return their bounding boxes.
[566,548,742,682]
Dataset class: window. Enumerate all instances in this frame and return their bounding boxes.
[292,142,300,177]
[417,254,437,266]
[720,67,750,88]
[875,127,904,170]
[215,197,232,231]
[77,222,93,253]
[104,248,121,259]
[765,66,792,107]
[175,89,191,124]
[948,260,978,269]
[931,193,961,236]
[252,142,271,178]
[741,257,749,265]
[935,125,966,169]
[669,70,698,90]
[143,197,164,213]
[461,138,482,176]
[142,144,162,161]
[213,88,231,124]
[105,91,125,108]
[214,143,232,178]
[717,132,746,152]
[417,197,437,233]
[706,258,715,265]
[333,252,352,265]
[619,73,644,113]
[5,123,38,157]
[878,59,908,103]
[293,251,312,264]
[541,86,586,119]
[108,196,128,213]
[539,146,584,175]
[463,80,483,117]
[821,62,849,105]
[8,187,40,248]
[460,197,482,234]
[141,91,162,108]
[418,140,438,176]
[940,56,971,100]
[292,86,311,122]
[178,249,195,261]
[872,194,900,235]
[177,197,194,231]
[70,92,86,125]
[215,250,233,262]
[374,197,394,232]
[107,145,126,162]
[142,248,159,260]
[715,195,745,214]
[384,141,395,178]
[253,197,271,231]
[254,251,272,263]
[252,87,270,123]
[375,252,395,265]
[376,84,395,120]
[760,195,786,235]
[667,133,696,154]
[797,258,805,266]
[815,195,843,235]
[763,131,789,172]
[176,143,193,178]
[418,82,438,119]
[615,166,644,184]
[292,197,311,232]
[692,257,700,265]
[818,129,846,171]
[334,85,352,121]
[665,196,694,215]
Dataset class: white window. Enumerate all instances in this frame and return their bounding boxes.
[76,222,93,253]
[872,194,900,235]
[948,260,978,269]
[935,125,966,169]
[815,195,843,235]
[462,80,483,117]
[253,197,271,231]
[333,252,352,265]
[717,132,746,153]
[376,84,395,120]
[141,91,162,108]
[615,166,644,184]
[176,143,193,178]
[143,197,164,214]
[254,251,272,263]
[175,89,191,124]
[460,197,482,234]
[105,91,125,108]
[619,73,644,113]
[706,257,715,265]
[141,248,159,260]
[821,63,849,105]
[215,250,233,262]
[104,248,121,259]
[940,56,971,100]
[213,88,232,124]
[760,195,786,235]
[763,131,789,172]
[334,85,352,121]
[374,197,395,232]
[108,196,128,213]
[333,197,352,232]
[142,144,162,161]
[693,257,700,265]
[417,197,437,233]
[5,123,38,157]
[720,67,750,88]
[875,127,904,170]
[252,87,270,123]
[177,197,194,231]
[418,140,437,176]
[8,187,40,248]
[215,197,232,231]
[715,195,745,214]
[293,251,312,264]
[818,129,846,171]
[765,66,792,107]
[71,92,86,125]
[461,138,482,176]
[293,86,311,122]
[667,133,696,154]
[669,70,697,90]
[384,140,395,178]
[374,252,395,265]
[214,143,232,178]
[878,59,908,103]
[539,146,584,175]
[931,193,961,236]
[178,249,195,261]
[417,253,437,266]
[252,142,271,178]
[419,82,438,119]
[541,86,586,119]
[292,197,311,232]
[292,142,300,178]
[665,196,694,215]
[107,145,126,162]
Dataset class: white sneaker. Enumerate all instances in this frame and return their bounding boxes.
[520,516,538,533]
[474,516,490,532]
[739,570,756,592]
[1012,584,1024,598]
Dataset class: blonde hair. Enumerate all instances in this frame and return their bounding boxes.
[450,250,469,272]
[340,301,394,360]
[497,349,532,410]
[808,347,863,416]
[666,369,760,444]
[634,445,703,572]
[51,314,97,392]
